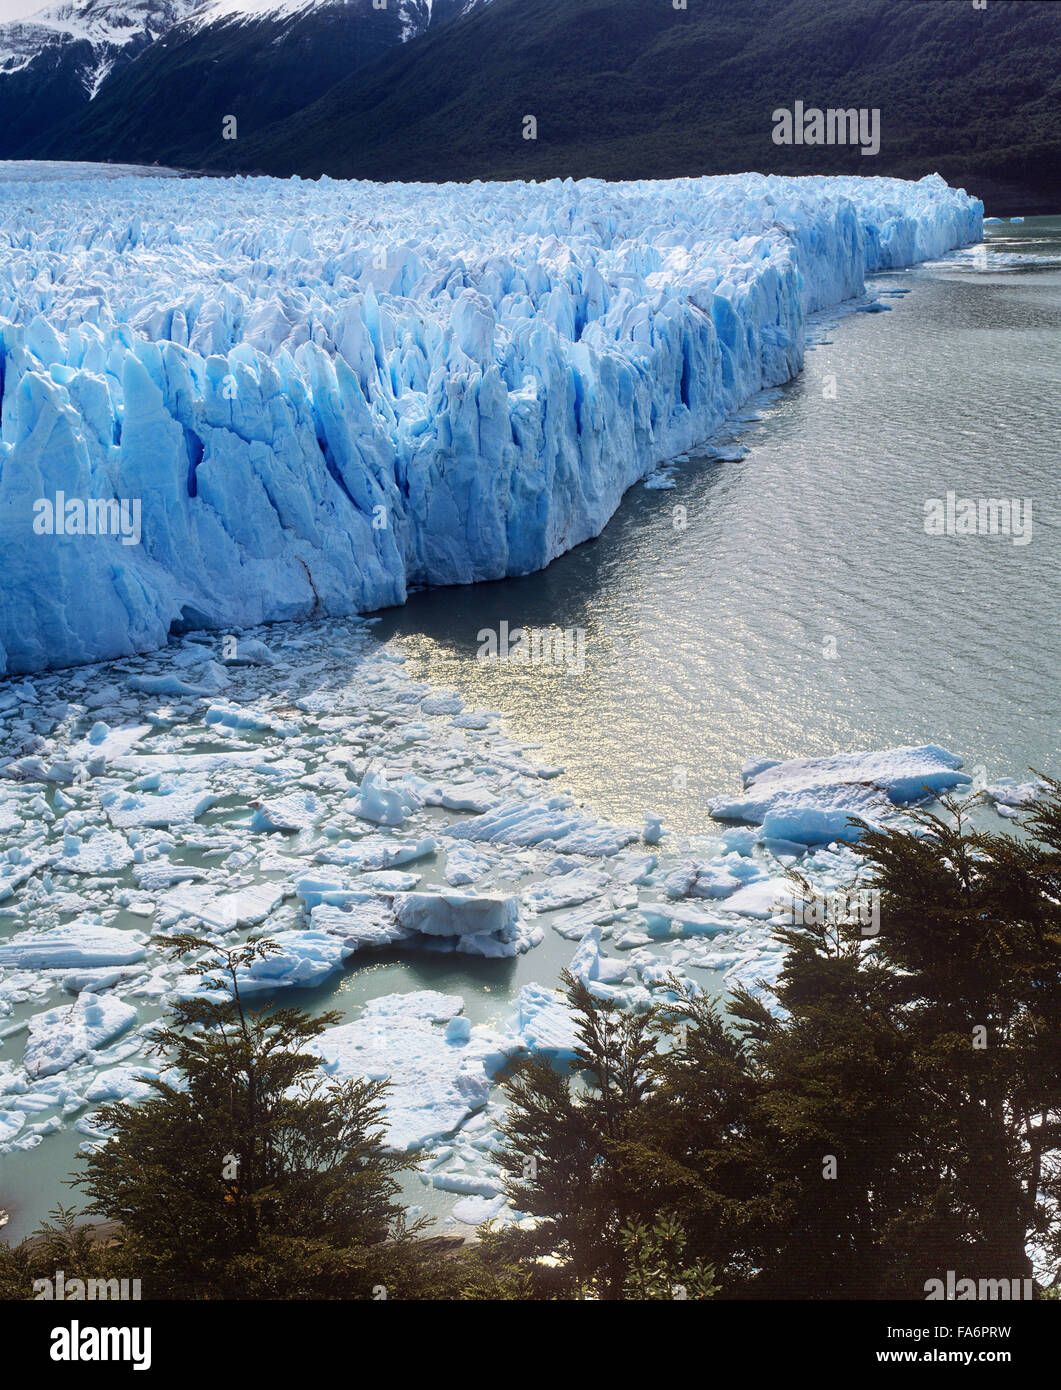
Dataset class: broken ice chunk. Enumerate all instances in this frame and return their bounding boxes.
[347,768,419,827]
[102,777,219,829]
[24,994,138,1077]
[0,923,147,969]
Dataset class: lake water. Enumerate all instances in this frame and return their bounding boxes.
[377,218,1061,832]
[3,218,1059,1244]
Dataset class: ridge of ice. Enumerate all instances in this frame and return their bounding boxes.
[0,170,981,674]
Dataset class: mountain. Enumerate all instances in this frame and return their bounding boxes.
[207,0,1060,213]
[1,0,488,163]
[0,0,202,149]
[9,0,1061,213]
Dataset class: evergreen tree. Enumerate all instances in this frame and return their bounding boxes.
[492,784,1061,1299]
[74,937,432,1299]
[851,787,1061,1286]
[494,972,676,1298]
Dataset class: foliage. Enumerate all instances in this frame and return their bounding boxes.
[70,937,432,1299]
[490,784,1061,1298]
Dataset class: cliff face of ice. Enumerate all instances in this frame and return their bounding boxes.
[0,168,982,674]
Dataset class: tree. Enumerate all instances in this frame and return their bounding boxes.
[721,903,962,1298]
[621,1214,719,1301]
[0,1206,122,1301]
[74,936,431,1299]
[850,785,1061,1288]
[678,785,1061,1296]
[494,971,678,1298]
[491,783,1061,1299]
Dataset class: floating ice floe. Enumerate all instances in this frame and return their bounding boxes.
[569,926,631,990]
[311,990,516,1151]
[83,1064,163,1105]
[54,829,135,874]
[66,723,152,763]
[175,930,350,1000]
[522,864,612,912]
[510,983,581,1062]
[0,1109,24,1143]
[314,832,437,871]
[129,666,228,697]
[708,745,972,844]
[639,902,738,938]
[443,843,494,886]
[159,880,286,932]
[24,993,138,1077]
[982,778,1045,819]
[250,790,325,832]
[446,797,641,855]
[62,966,146,994]
[347,768,419,827]
[101,777,219,828]
[307,888,541,960]
[0,922,147,969]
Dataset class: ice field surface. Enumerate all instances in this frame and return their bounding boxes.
[0,168,981,674]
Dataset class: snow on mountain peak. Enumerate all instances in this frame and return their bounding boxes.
[0,0,203,99]
[2,0,203,45]
[187,0,491,40]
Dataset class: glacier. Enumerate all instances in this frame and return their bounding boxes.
[0,166,981,676]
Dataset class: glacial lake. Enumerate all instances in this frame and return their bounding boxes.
[3,217,1059,1244]
[377,218,1061,832]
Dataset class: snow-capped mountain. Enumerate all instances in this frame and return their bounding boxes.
[0,0,201,94]
[0,0,490,160]
[182,0,479,39]
[0,0,205,150]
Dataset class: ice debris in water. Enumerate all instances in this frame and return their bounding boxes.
[0,611,985,1222]
[707,745,972,845]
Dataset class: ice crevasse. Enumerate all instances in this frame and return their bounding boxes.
[0,169,982,674]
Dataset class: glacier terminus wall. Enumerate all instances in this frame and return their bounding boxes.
[0,168,983,675]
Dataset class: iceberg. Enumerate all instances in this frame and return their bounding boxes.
[443,843,493,886]
[101,777,219,828]
[708,745,972,844]
[510,982,581,1062]
[0,168,981,674]
[310,992,515,1152]
[392,890,518,938]
[0,922,147,969]
[445,797,640,855]
[24,992,137,1077]
[569,926,630,987]
[159,880,286,931]
[178,929,350,998]
[305,888,539,960]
